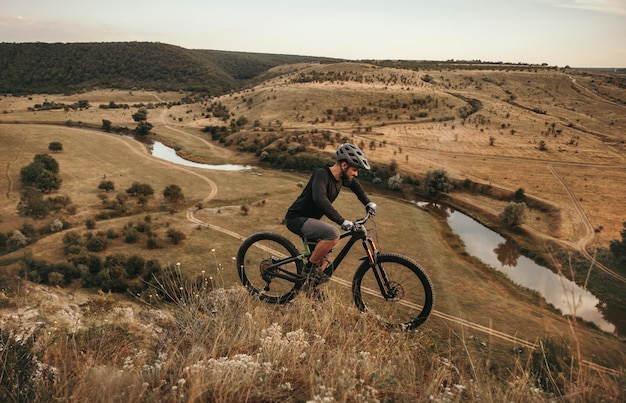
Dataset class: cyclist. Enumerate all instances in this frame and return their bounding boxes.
[284,143,377,286]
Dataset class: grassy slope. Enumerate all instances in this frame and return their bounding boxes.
[1,67,625,375]
[175,63,626,247]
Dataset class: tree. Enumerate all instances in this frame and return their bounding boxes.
[48,141,63,152]
[86,234,108,252]
[20,162,45,187]
[166,228,186,245]
[132,107,148,122]
[499,202,528,227]
[163,184,185,203]
[98,180,115,192]
[17,188,49,218]
[387,173,403,190]
[424,169,451,198]
[102,119,112,132]
[8,229,29,249]
[132,107,152,135]
[125,255,146,277]
[34,154,59,174]
[126,182,154,197]
[609,221,626,262]
[235,116,248,127]
[35,169,62,192]
[20,154,61,192]
[134,121,153,136]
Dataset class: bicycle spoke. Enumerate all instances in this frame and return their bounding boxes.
[353,253,433,330]
[237,232,302,304]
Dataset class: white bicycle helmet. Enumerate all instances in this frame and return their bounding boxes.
[335,143,370,170]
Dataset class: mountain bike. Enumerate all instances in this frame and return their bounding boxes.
[236,212,434,330]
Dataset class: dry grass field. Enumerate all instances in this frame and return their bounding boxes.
[1,65,625,401]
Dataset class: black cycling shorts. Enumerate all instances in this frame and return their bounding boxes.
[285,217,339,240]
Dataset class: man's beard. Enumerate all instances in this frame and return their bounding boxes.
[341,170,352,186]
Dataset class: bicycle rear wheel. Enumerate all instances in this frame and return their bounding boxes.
[236,232,303,304]
[352,253,434,330]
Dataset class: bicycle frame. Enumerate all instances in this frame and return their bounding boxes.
[264,214,395,298]
[238,211,435,328]
[258,227,369,284]
[303,224,376,278]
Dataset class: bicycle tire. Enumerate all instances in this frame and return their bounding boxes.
[236,232,303,304]
[352,253,434,330]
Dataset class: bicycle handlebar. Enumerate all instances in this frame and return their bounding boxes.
[351,209,375,230]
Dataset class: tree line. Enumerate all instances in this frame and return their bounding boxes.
[0,42,339,95]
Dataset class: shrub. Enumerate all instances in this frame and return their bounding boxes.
[48,271,65,286]
[499,202,528,227]
[424,169,451,198]
[85,234,108,252]
[166,228,186,245]
[124,228,139,244]
[146,234,162,250]
[98,180,115,192]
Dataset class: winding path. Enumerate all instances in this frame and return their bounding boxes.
[549,165,626,282]
[4,133,28,198]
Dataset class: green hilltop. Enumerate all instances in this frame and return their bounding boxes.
[0,42,341,95]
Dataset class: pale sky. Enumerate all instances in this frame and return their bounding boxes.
[1,0,625,67]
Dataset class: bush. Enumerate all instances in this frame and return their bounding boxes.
[85,234,108,252]
[124,228,139,244]
[146,234,162,249]
[98,180,115,192]
[48,271,65,286]
[163,184,185,203]
[387,173,403,190]
[166,228,186,245]
[499,202,528,227]
[424,169,451,198]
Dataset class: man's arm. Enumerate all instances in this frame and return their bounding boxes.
[311,169,344,224]
[349,178,371,206]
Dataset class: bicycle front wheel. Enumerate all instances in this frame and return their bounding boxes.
[352,253,434,330]
[236,232,303,304]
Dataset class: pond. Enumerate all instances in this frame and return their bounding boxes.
[419,202,618,335]
[150,141,253,171]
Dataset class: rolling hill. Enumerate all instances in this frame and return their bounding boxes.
[0,42,341,95]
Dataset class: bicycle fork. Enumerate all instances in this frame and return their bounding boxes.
[363,237,399,300]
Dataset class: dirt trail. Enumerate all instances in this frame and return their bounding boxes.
[3,133,28,198]
[549,164,626,282]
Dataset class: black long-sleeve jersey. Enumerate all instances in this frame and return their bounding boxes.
[285,166,371,225]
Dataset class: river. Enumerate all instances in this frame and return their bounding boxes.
[421,202,617,335]
[150,141,253,171]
